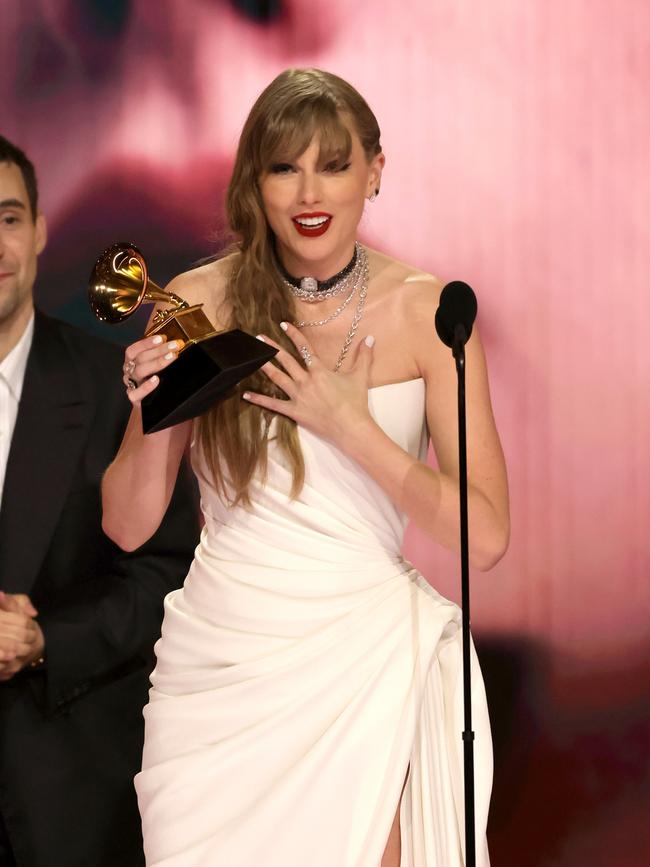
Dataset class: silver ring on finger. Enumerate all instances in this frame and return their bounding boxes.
[299,345,312,367]
[124,359,136,376]
[126,377,138,390]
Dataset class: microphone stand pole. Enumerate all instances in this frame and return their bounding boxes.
[453,322,476,867]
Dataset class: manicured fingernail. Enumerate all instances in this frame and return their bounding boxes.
[152,335,164,345]
[164,351,176,360]
[242,392,251,400]
[150,375,159,384]
[256,334,266,342]
[168,341,181,350]
[365,335,375,347]
[280,322,288,331]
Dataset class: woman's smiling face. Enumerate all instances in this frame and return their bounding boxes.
[259,123,383,280]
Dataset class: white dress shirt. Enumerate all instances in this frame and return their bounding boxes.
[0,314,35,509]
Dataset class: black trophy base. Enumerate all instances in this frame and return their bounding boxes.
[140,329,277,434]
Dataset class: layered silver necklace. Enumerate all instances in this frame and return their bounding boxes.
[279,242,361,302]
[279,243,369,372]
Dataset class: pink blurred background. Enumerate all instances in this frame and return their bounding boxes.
[1,1,648,864]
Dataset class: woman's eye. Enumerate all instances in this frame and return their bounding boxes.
[324,161,350,173]
[269,163,293,174]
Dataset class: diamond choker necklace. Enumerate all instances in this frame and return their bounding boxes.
[277,243,360,302]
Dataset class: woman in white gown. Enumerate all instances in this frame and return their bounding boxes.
[102,69,509,867]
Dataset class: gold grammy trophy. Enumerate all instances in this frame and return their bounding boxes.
[89,243,277,433]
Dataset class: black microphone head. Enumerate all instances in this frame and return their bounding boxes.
[435,280,478,347]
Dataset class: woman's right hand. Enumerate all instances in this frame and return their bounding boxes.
[122,334,184,405]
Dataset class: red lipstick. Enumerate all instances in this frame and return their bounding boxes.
[292,212,332,237]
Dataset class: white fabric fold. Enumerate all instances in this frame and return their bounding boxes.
[136,379,492,866]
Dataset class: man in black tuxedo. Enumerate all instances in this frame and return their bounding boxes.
[0,138,198,866]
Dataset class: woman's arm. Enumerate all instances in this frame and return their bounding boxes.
[339,323,509,570]
[246,285,509,571]
[101,402,191,552]
[102,264,229,550]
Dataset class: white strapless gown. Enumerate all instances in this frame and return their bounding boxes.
[135,379,492,866]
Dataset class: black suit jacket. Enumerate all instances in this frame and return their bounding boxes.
[0,311,199,867]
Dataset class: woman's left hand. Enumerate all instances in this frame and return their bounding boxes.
[243,322,375,446]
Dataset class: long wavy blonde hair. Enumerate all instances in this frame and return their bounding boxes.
[197,68,382,506]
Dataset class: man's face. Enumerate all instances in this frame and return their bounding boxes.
[0,161,46,327]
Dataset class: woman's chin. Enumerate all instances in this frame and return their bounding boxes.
[277,234,356,274]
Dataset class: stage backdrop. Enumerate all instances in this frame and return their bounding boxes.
[1,2,648,864]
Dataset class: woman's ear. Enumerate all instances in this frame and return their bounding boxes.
[368,152,385,198]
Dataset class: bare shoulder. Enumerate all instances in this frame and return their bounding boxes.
[358,247,447,382]
[163,252,238,328]
[367,246,445,339]
[367,247,442,316]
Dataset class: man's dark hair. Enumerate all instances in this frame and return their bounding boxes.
[0,134,38,221]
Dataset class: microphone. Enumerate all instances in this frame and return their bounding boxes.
[434,279,480,865]
[435,281,478,349]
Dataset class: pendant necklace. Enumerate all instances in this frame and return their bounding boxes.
[332,251,369,371]
[277,243,370,372]
[278,242,361,303]
[294,245,368,328]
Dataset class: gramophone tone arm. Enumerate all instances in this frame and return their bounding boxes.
[165,292,190,310]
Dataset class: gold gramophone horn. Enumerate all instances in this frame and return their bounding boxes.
[87,241,278,433]
[88,242,187,324]
[88,241,220,348]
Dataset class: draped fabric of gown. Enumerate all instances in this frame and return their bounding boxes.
[135,378,492,867]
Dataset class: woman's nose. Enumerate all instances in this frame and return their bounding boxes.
[298,171,322,205]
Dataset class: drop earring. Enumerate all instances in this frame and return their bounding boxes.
[368,187,379,202]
